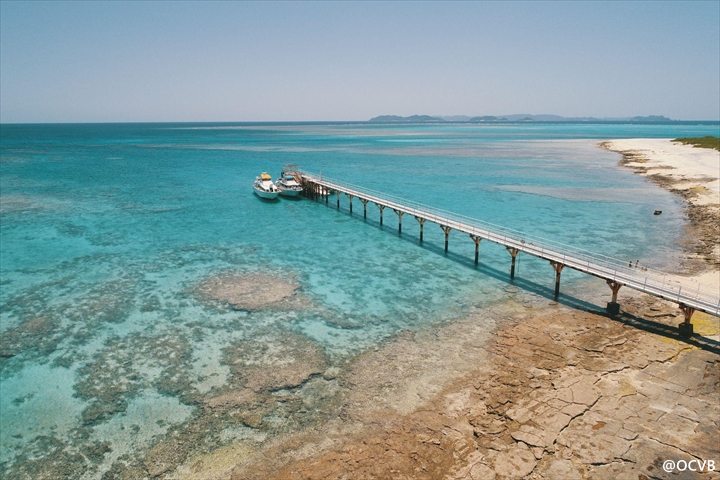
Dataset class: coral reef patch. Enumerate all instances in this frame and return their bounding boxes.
[195,272,304,311]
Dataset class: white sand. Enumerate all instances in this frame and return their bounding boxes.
[603,138,720,206]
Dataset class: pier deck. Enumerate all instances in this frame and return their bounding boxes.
[299,172,719,335]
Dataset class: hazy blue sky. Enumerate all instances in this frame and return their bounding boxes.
[1,0,719,122]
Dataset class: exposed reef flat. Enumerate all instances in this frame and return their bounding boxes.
[221,301,719,480]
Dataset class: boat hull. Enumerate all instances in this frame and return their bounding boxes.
[253,188,279,200]
[278,188,302,197]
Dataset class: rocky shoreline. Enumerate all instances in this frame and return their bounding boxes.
[222,299,718,480]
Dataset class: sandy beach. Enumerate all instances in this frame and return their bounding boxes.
[147,139,720,480]
[602,139,720,272]
[602,139,719,206]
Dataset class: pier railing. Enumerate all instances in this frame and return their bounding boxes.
[301,171,719,318]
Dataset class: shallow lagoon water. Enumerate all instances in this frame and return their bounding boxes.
[1,122,718,477]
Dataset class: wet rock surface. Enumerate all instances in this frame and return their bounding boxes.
[686,203,720,267]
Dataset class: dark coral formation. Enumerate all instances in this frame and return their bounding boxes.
[0,272,138,377]
[97,330,340,479]
[0,435,93,480]
[74,331,195,425]
[0,316,60,359]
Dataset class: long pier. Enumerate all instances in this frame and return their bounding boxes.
[298,171,720,336]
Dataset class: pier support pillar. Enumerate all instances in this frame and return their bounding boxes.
[336,192,340,209]
[470,235,482,265]
[678,304,695,337]
[347,194,353,214]
[360,198,369,220]
[325,187,328,204]
[550,261,565,299]
[606,280,622,315]
[506,247,519,280]
[440,225,452,253]
[394,210,404,234]
[415,217,426,242]
[377,204,385,226]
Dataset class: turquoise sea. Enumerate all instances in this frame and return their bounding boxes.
[1,121,718,478]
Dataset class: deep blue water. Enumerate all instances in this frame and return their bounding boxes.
[0,121,718,478]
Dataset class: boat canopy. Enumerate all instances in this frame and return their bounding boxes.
[260,173,272,180]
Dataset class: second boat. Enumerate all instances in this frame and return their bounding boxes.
[276,166,304,197]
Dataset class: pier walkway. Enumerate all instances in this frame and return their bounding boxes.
[299,171,719,335]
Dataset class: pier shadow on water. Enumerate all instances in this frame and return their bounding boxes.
[316,196,720,354]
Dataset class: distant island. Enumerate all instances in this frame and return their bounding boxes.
[368,115,443,123]
[368,114,676,123]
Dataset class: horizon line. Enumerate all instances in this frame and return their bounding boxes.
[2,119,720,126]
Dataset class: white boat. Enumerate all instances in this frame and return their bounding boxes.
[276,172,303,197]
[253,172,279,200]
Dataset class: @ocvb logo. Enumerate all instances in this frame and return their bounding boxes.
[662,459,715,473]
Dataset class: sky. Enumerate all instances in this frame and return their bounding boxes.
[1,0,719,123]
